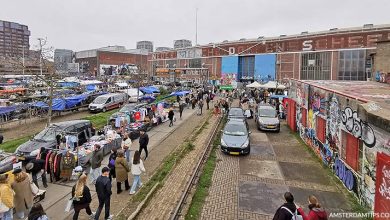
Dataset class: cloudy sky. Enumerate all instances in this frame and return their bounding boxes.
[3,0,390,51]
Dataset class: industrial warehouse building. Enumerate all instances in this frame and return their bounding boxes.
[287,80,390,212]
[148,24,390,84]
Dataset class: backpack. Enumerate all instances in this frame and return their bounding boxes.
[281,207,303,220]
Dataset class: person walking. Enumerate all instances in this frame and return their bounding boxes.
[206,95,210,110]
[12,169,34,219]
[28,203,48,220]
[179,102,184,120]
[108,148,117,182]
[90,144,103,184]
[273,192,301,220]
[129,151,145,195]
[94,167,113,220]
[0,173,14,220]
[168,108,174,127]
[139,129,149,160]
[25,158,48,188]
[297,195,328,220]
[185,96,190,109]
[121,133,132,163]
[115,150,130,194]
[71,174,94,220]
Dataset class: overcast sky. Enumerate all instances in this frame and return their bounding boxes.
[3,0,390,51]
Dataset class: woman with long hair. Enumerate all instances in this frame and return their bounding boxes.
[28,203,48,220]
[115,150,130,194]
[129,150,145,195]
[297,195,328,220]
[12,169,34,219]
[71,174,94,220]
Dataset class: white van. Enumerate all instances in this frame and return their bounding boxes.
[89,93,128,113]
[119,88,144,103]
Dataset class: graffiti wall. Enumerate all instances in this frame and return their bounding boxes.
[290,80,390,211]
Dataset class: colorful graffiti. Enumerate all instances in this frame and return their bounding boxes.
[310,91,327,115]
[374,153,390,214]
[334,157,358,192]
[341,107,376,147]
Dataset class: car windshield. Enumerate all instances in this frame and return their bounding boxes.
[224,123,247,136]
[120,104,136,112]
[34,126,57,142]
[229,109,243,117]
[93,96,107,104]
[259,108,276,117]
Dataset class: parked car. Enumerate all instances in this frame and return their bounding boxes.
[0,151,18,174]
[227,107,246,120]
[89,93,128,113]
[15,120,94,162]
[220,118,251,155]
[256,105,280,132]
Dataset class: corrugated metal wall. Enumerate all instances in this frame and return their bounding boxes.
[238,56,255,80]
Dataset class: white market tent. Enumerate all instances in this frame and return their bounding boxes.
[262,81,286,89]
[79,80,103,85]
[246,81,263,88]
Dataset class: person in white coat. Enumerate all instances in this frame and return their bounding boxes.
[129,150,145,195]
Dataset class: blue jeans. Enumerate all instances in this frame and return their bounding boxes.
[130,175,142,193]
[124,149,130,163]
[1,209,13,220]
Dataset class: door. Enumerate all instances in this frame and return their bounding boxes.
[374,152,390,219]
[343,131,359,172]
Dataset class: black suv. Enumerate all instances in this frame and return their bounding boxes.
[15,120,94,162]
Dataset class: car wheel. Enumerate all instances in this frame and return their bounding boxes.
[102,108,107,112]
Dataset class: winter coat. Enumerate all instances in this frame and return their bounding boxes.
[90,150,103,169]
[131,158,145,176]
[26,159,45,175]
[12,174,34,213]
[273,202,298,220]
[297,207,328,220]
[139,133,149,148]
[168,110,174,120]
[115,157,130,182]
[95,176,112,200]
[72,185,92,211]
[122,138,132,150]
[0,183,14,209]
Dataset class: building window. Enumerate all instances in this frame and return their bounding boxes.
[189,58,201,68]
[342,130,362,172]
[300,52,331,80]
[316,116,326,143]
[338,50,366,81]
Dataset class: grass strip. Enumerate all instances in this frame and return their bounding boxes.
[185,117,226,220]
[0,136,31,153]
[82,109,118,129]
[290,128,372,220]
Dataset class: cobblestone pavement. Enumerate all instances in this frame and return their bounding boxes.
[201,109,353,220]
[137,114,217,220]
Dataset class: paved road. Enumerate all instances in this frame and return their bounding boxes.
[32,107,199,220]
[201,115,353,219]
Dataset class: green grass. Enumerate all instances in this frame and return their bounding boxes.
[82,109,118,129]
[0,136,31,153]
[186,117,226,220]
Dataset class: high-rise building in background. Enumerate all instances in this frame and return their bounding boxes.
[54,49,74,73]
[174,39,192,49]
[136,41,153,53]
[0,20,30,57]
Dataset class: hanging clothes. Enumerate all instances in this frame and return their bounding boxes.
[60,151,76,179]
[134,111,141,121]
[115,117,121,128]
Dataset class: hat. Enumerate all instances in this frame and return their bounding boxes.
[26,162,34,171]
[101,167,110,173]
[0,173,8,182]
[13,168,22,174]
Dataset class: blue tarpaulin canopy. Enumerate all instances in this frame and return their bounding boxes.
[140,86,160,94]
[0,106,17,115]
[33,93,90,111]
[139,95,156,102]
[58,82,80,88]
[170,91,191,96]
[86,84,96,91]
[65,94,88,109]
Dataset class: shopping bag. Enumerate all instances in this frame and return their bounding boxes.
[65,198,73,212]
[30,182,39,196]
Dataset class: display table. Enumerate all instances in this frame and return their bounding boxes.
[77,137,121,168]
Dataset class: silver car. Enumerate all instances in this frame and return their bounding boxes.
[220,119,251,155]
[256,105,280,132]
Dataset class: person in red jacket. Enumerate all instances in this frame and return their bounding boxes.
[297,195,328,220]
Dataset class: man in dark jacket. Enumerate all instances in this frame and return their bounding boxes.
[139,129,149,160]
[90,144,103,184]
[168,108,175,127]
[25,158,48,188]
[273,192,300,220]
[94,167,113,220]
[206,95,210,110]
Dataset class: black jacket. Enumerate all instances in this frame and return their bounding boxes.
[26,159,45,175]
[95,176,112,200]
[139,133,149,147]
[273,202,298,220]
[72,185,92,205]
[168,110,174,120]
[91,150,104,169]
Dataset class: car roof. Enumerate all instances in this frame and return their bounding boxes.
[258,105,275,110]
[50,120,90,129]
[97,93,125,98]
[226,119,246,125]
[230,107,243,111]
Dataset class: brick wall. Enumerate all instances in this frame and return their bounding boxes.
[374,41,390,73]
[276,53,299,80]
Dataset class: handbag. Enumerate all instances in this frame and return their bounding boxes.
[64,198,73,212]
[30,182,39,196]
